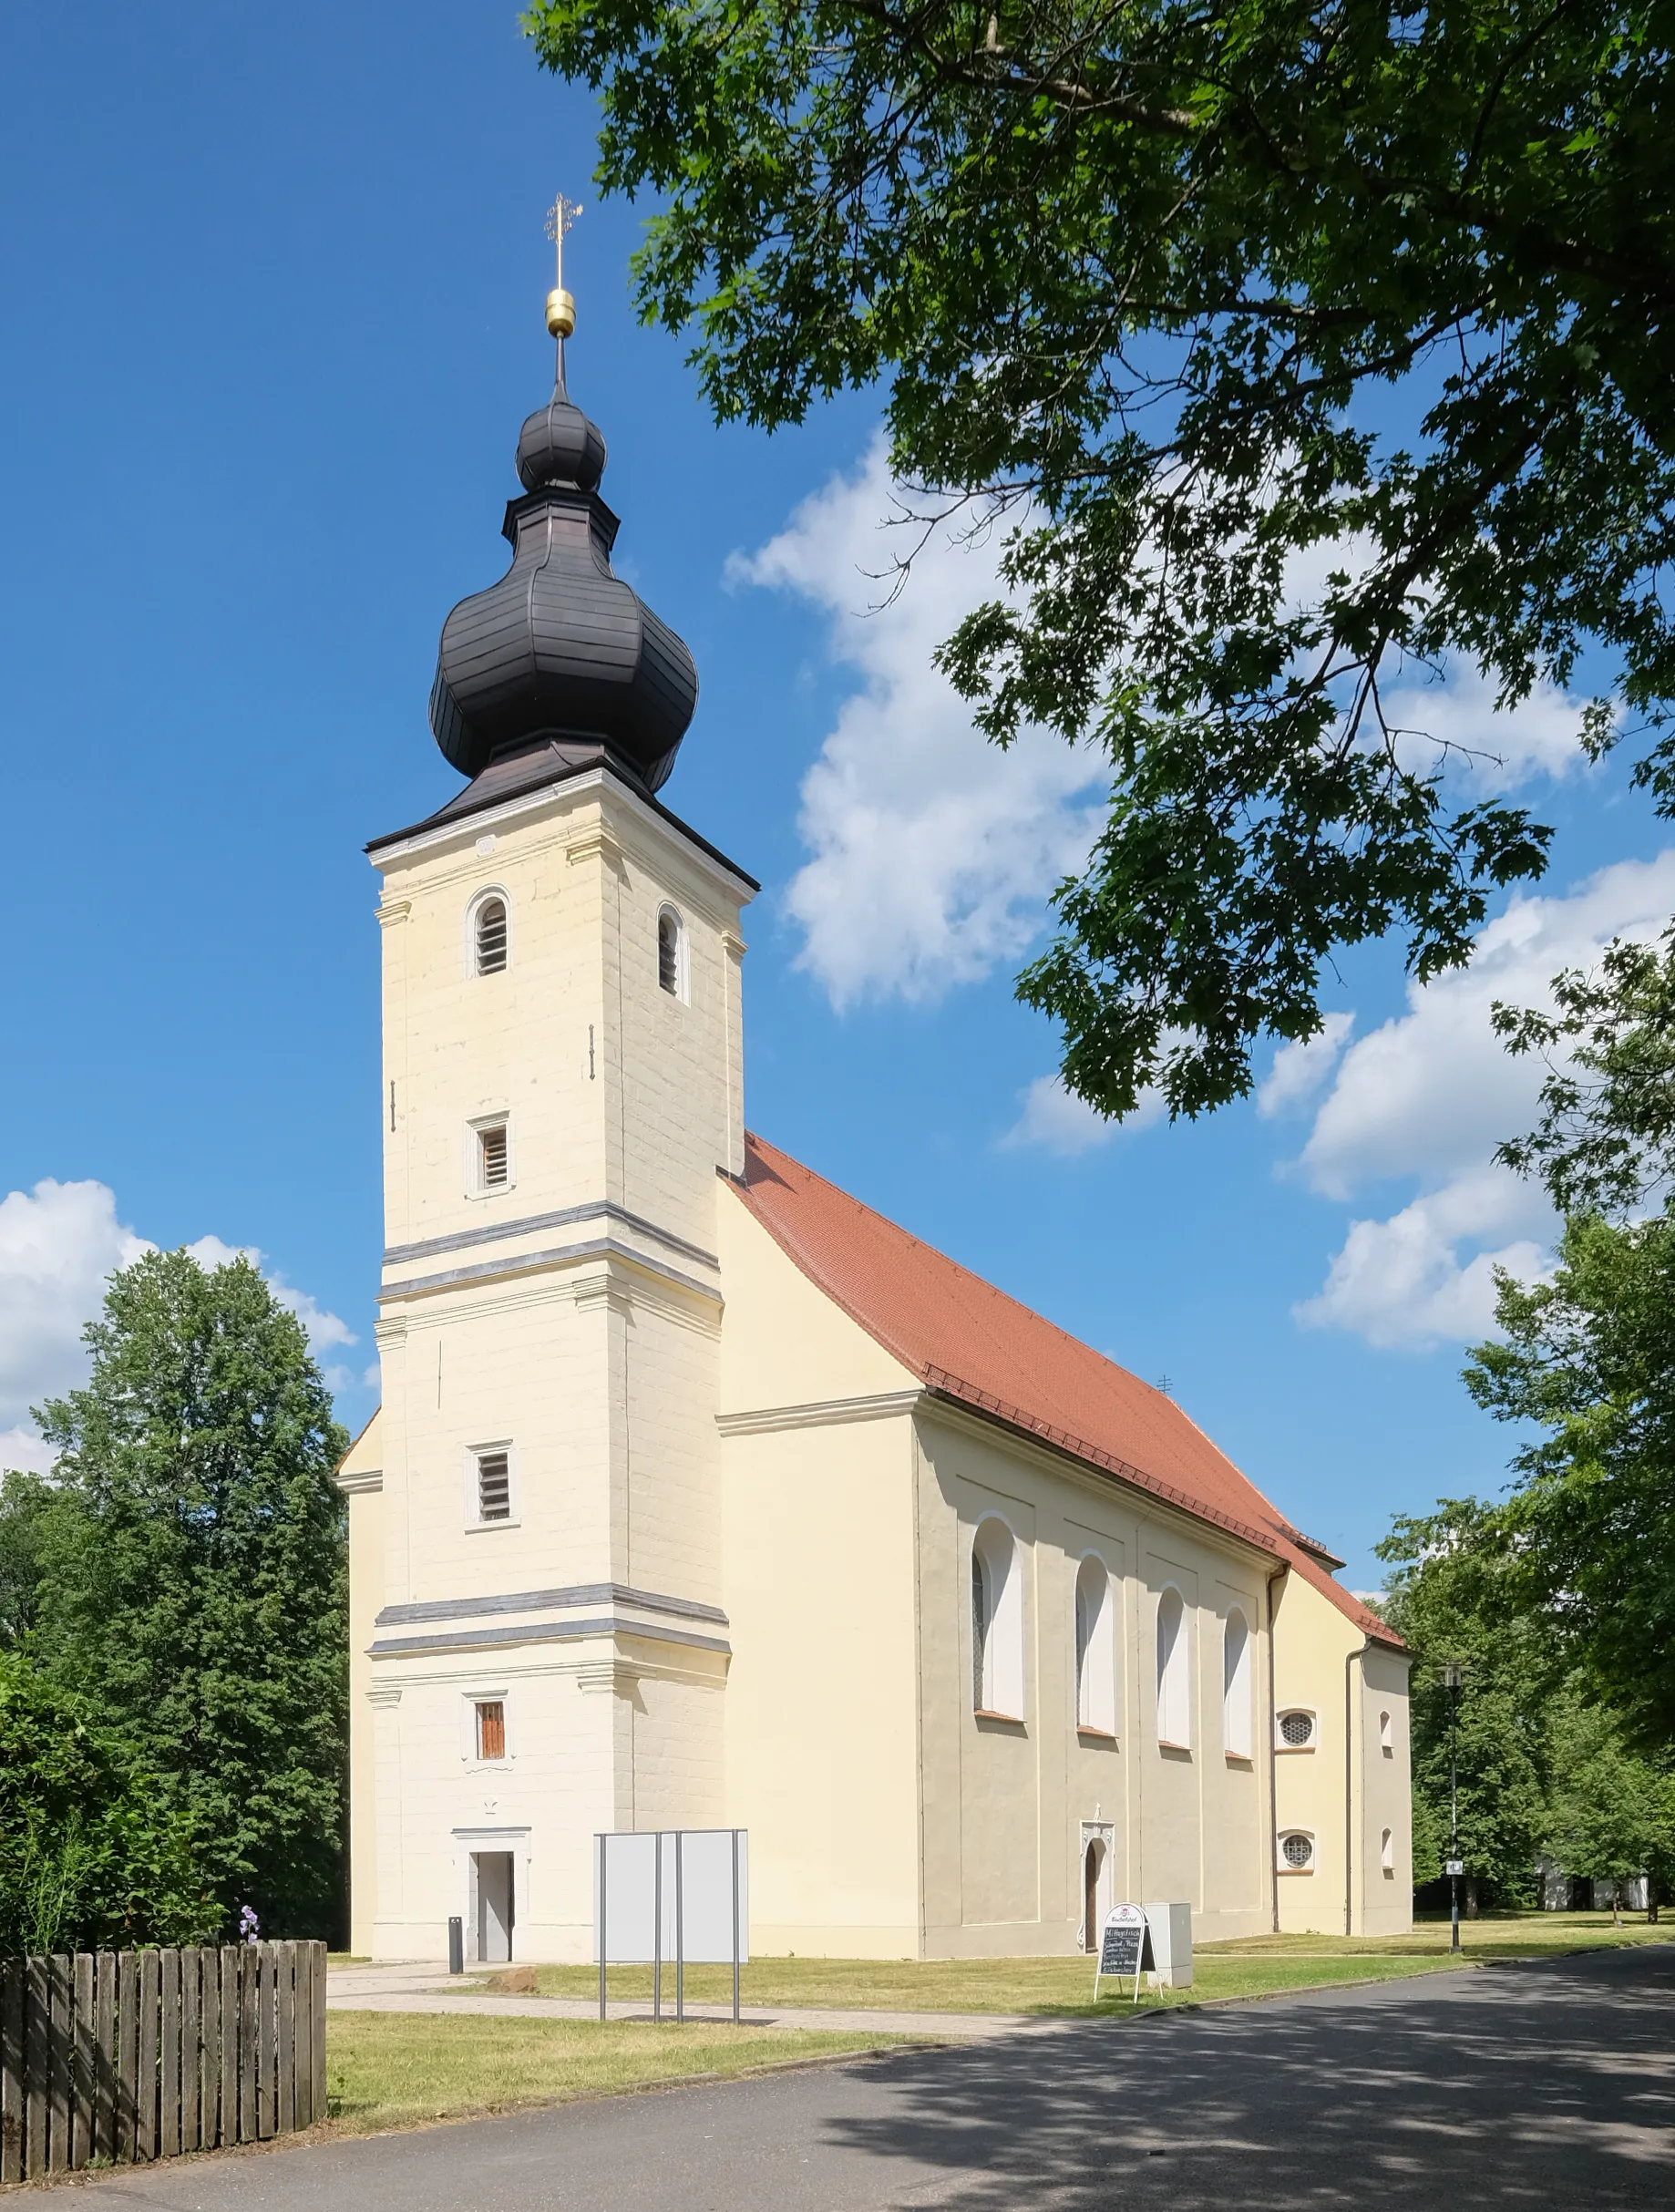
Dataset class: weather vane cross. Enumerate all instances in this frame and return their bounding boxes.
[544,192,583,288]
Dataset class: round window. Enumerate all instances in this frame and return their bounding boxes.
[1279,1710,1314,1746]
[1282,1833,1313,1868]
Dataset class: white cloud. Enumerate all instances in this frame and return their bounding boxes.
[1295,1176,1552,1352]
[0,1180,148,1434]
[179,1231,355,1354]
[1000,1073,1165,1155]
[0,1180,355,1469]
[1380,662,1599,793]
[0,1425,57,1476]
[734,439,1105,1005]
[268,1281,356,1353]
[1258,1013,1355,1117]
[1292,849,1675,1349]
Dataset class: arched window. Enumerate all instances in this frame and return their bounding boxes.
[971,1518,1023,1720]
[474,895,509,975]
[1381,1826,1395,1875]
[1074,1556,1115,1735]
[971,1548,987,1710]
[1222,1609,1252,1759]
[1379,1709,1393,1754]
[1155,1586,1189,1747]
[657,906,683,997]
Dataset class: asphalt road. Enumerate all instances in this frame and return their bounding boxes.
[66,1945,1675,2211]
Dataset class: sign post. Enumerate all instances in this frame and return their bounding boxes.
[1093,1903,1150,2005]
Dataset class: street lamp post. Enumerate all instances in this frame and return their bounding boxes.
[1442,1661,1464,1954]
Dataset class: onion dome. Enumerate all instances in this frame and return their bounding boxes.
[427,352,698,797]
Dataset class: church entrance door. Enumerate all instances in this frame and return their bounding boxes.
[1084,1843,1100,1952]
[474,1850,515,1963]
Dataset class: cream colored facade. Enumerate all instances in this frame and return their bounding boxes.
[344,763,1411,1960]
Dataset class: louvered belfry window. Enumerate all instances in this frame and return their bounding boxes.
[476,1451,511,1522]
[478,1123,509,1190]
[476,1701,507,1760]
[476,898,508,974]
[658,911,679,995]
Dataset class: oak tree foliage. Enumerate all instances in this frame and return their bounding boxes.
[528,0,1675,1117]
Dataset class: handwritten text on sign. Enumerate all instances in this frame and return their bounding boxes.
[1094,1903,1151,2001]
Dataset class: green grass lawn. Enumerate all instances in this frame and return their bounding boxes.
[474,1910,1668,2019]
[324,2012,911,2135]
[313,1913,1665,2138]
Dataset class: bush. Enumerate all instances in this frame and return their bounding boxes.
[0,1648,214,1956]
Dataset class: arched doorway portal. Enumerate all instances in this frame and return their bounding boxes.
[1084,1839,1104,1951]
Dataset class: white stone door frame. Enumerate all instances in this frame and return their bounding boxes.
[1077,1821,1116,1951]
[452,1825,532,1963]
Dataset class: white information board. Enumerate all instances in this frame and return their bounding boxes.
[593,1828,749,2021]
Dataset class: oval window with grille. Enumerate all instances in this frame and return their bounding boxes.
[1281,1832,1313,1869]
[1279,1709,1315,1747]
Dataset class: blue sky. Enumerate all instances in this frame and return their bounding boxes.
[2,3,1670,1589]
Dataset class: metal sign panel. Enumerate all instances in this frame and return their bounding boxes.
[593,1828,749,2022]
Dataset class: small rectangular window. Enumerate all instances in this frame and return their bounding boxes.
[478,1123,509,1190]
[476,1450,511,1523]
[476,1701,506,1761]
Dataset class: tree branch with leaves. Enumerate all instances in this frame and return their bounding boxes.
[528,0,1675,1117]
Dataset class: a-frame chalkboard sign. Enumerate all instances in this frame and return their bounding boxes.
[1093,1903,1151,2003]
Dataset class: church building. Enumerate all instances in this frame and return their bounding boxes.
[339,280,1412,1966]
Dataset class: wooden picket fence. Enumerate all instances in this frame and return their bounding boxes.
[0,1940,326,2184]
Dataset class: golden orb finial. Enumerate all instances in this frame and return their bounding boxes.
[544,192,583,340]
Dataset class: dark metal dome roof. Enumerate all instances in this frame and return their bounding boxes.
[427,357,697,795]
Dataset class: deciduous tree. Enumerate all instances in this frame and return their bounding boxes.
[1377,1499,1554,1905]
[29,1250,349,1939]
[528,0,1675,1116]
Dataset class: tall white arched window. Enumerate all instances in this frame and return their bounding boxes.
[1074,1555,1116,1735]
[971,1518,1024,1720]
[468,890,510,976]
[1155,1586,1190,1748]
[1222,1609,1252,1758]
[657,905,686,999]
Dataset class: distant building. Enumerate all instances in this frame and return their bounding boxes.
[338,299,1412,1964]
[1536,1858,1649,1912]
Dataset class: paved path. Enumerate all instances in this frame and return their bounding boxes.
[324,1959,1048,2041]
[59,1945,1675,2208]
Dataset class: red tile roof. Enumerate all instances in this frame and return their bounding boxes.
[731,1133,1400,1650]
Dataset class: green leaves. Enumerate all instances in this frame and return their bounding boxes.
[1378,1500,1556,1902]
[1377,1497,1675,1903]
[1462,1209,1675,1750]
[17,1249,350,1940]
[1494,923,1675,1216]
[526,0,1675,1114]
[0,1651,214,1957]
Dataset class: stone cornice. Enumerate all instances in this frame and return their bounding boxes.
[716,1388,923,1435]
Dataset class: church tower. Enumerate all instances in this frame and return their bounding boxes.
[346,234,755,1961]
